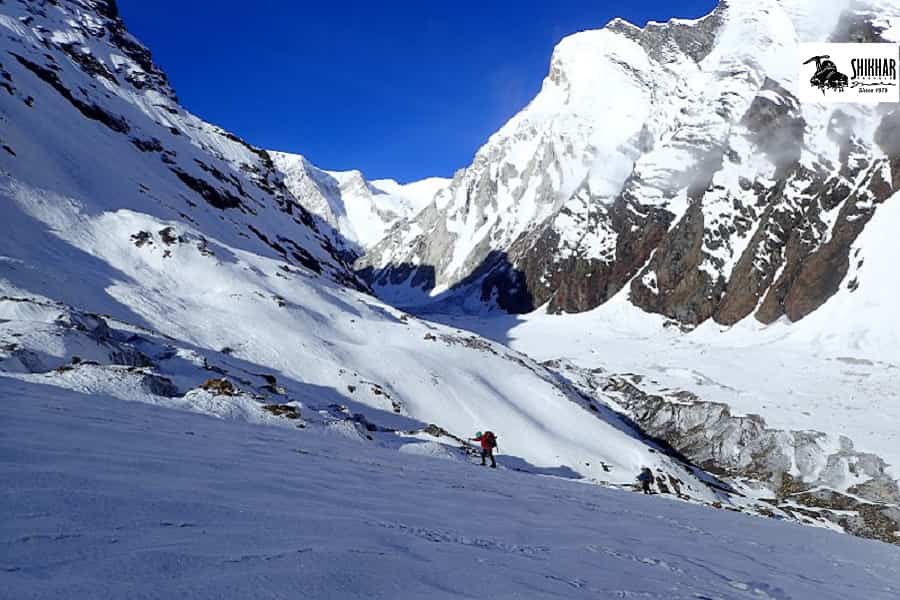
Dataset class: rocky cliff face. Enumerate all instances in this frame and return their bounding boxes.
[359,0,900,327]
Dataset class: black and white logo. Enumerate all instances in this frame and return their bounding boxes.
[799,43,900,104]
[803,55,848,93]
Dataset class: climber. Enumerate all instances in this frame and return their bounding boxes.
[637,467,654,494]
[470,431,498,468]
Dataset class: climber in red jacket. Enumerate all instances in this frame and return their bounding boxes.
[470,431,498,468]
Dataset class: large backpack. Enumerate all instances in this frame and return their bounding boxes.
[484,431,497,448]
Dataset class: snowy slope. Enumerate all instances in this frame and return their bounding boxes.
[422,275,900,544]
[353,0,900,540]
[784,188,900,360]
[436,287,900,475]
[4,383,900,600]
[270,150,448,252]
[413,190,900,511]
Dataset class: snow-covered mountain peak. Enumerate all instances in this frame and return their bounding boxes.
[360,0,900,338]
[270,150,448,252]
[326,166,372,195]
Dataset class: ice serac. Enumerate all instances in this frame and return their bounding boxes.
[360,0,900,334]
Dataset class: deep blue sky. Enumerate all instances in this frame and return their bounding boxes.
[118,0,717,182]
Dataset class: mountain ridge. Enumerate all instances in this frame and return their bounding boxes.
[270,150,448,254]
[356,0,900,348]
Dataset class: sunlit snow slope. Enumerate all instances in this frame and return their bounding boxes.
[3,385,900,600]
